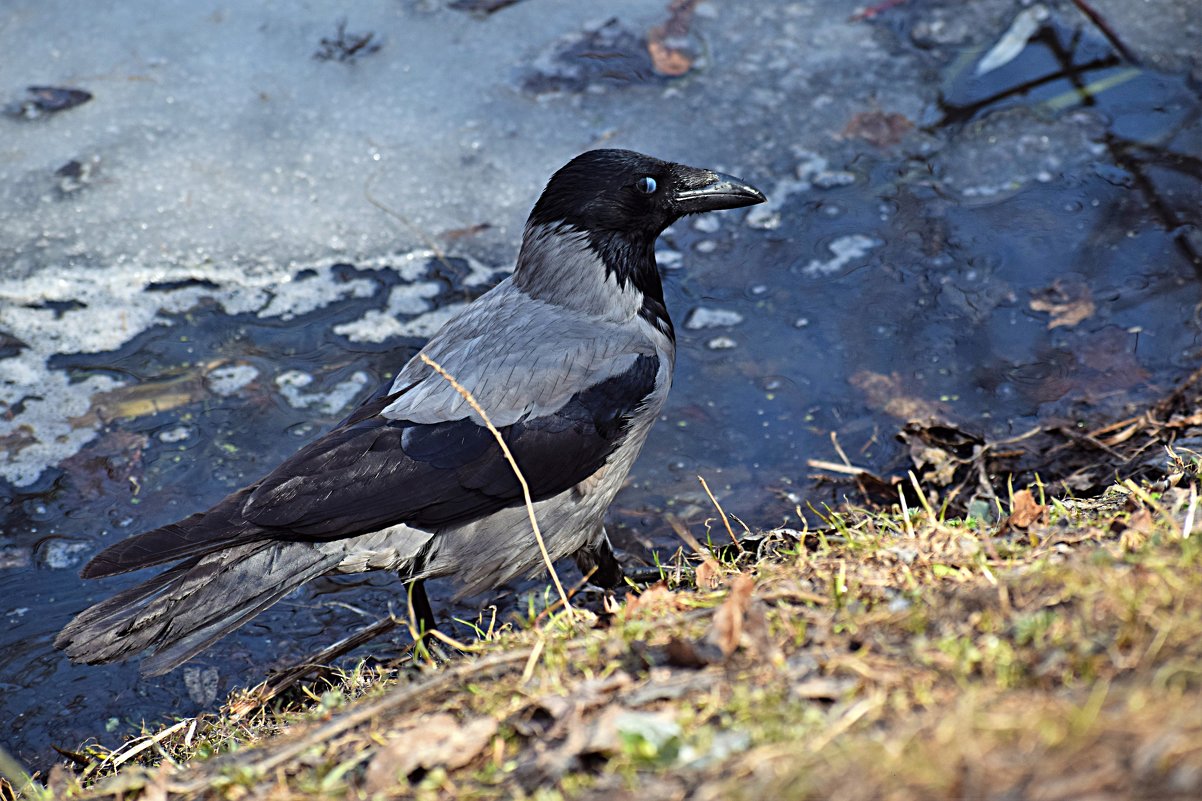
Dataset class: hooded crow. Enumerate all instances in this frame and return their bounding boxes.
[56,149,766,676]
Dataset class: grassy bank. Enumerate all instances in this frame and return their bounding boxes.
[11,472,1202,800]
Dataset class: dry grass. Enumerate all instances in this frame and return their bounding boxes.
[13,479,1202,800]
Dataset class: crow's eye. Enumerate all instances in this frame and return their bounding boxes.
[635,176,657,194]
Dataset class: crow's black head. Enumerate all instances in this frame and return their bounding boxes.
[517,150,764,334]
[528,149,764,239]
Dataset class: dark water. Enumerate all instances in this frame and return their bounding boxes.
[4,9,1202,775]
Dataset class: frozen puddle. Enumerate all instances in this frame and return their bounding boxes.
[0,249,497,487]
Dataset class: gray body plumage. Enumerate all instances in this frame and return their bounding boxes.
[56,149,763,675]
[334,225,675,592]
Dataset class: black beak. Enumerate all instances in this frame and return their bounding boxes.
[673,170,766,215]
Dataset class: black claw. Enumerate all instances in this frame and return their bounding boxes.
[575,536,625,589]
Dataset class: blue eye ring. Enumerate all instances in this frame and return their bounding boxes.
[636,176,657,194]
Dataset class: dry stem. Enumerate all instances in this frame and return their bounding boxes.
[418,353,573,620]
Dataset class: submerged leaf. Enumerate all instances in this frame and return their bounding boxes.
[976,4,1050,76]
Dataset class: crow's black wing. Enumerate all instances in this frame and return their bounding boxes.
[81,354,658,577]
[246,353,658,534]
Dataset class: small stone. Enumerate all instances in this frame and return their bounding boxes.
[685,307,744,329]
[158,426,191,443]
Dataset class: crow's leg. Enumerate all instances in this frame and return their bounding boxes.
[405,579,438,637]
[575,528,625,588]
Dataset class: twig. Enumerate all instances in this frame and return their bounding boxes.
[1184,482,1198,540]
[807,458,872,476]
[229,615,403,719]
[520,637,545,683]
[666,513,707,557]
[108,720,190,769]
[899,482,915,539]
[830,431,853,468]
[535,566,597,626]
[1068,0,1140,64]
[908,471,937,520]
[427,627,489,654]
[698,474,742,551]
[807,693,883,752]
[364,171,455,273]
[419,353,574,620]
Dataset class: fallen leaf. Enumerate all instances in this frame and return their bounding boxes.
[1008,488,1046,528]
[647,0,700,76]
[364,713,497,793]
[568,706,680,760]
[708,574,755,657]
[841,110,914,148]
[694,557,722,590]
[623,581,683,617]
[1029,280,1095,329]
[741,601,783,664]
[1121,506,1154,551]
[664,635,720,668]
[850,370,946,422]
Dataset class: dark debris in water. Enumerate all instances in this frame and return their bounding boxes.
[313,18,382,63]
[0,331,29,359]
[55,157,101,196]
[813,360,1202,517]
[4,86,92,120]
[447,0,528,16]
[520,18,661,96]
[520,2,709,95]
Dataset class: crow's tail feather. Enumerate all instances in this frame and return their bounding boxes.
[56,541,341,676]
[79,487,261,580]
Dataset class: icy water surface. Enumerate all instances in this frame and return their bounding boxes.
[2,0,1201,772]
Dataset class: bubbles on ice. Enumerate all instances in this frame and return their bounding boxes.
[276,370,371,415]
[800,234,881,277]
[206,365,261,397]
[685,307,745,330]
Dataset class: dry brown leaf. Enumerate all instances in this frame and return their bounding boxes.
[1127,505,1155,534]
[364,713,497,793]
[1121,506,1155,551]
[708,574,756,657]
[539,705,678,781]
[850,370,946,422]
[664,635,719,668]
[1009,489,1047,528]
[1029,281,1095,329]
[741,601,783,664]
[647,40,692,76]
[841,110,914,147]
[623,582,682,617]
[695,557,722,590]
[647,0,699,76]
